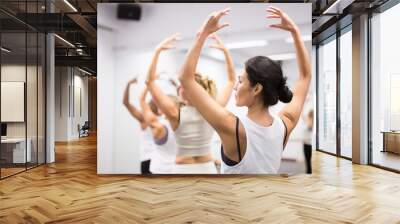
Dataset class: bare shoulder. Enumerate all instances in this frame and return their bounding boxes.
[278,111,295,133]
[218,111,241,138]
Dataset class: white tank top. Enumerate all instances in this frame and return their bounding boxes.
[221,114,286,174]
[149,118,177,174]
[140,128,155,161]
[174,106,214,157]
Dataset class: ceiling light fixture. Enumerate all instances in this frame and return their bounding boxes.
[78,67,92,76]
[322,0,354,15]
[1,47,11,53]
[63,0,78,12]
[225,40,268,49]
[267,53,296,61]
[285,35,312,43]
[54,34,75,48]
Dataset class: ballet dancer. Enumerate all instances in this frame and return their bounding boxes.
[145,33,236,174]
[178,7,311,174]
[123,78,155,174]
[303,109,313,174]
[139,85,177,174]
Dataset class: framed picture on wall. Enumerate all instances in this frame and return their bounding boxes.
[1,81,25,122]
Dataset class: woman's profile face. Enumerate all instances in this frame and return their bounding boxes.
[234,71,256,107]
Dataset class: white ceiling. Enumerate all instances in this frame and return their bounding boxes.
[98,3,312,65]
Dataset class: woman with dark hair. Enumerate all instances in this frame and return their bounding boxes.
[178,7,311,174]
[146,33,236,174]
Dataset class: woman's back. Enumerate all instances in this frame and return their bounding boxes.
[221,114,285,174]
[174,106,214,157]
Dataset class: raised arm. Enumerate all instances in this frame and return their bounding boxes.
[123,78,146,129]
[267,7,312,135]
[178,8,235,134]
[139,87,166,140]
[209,34,236,107]
[145,33,181,128]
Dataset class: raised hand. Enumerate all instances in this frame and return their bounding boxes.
[127,77,138,85]
[155,33,181,51]
[266,7,298,33]
[209,34,226,51]
[199,8,230,37]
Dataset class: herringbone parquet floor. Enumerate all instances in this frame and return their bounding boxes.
[1,134,400,223]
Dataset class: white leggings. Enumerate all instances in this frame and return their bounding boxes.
[172,161,217,174]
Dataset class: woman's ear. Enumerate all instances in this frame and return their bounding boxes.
[253,83,263,96]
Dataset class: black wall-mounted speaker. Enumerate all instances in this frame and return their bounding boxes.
[117,4,141,20]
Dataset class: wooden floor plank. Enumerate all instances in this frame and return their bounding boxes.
[0,134,400,223]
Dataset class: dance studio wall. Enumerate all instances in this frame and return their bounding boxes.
[98,26,115,174]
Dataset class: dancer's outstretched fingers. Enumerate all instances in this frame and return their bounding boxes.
[200,7,231,36]
[156,33,181,50]
[267,6,282,14]
[209,34,226,50]
[266,7,296,32]
[215,7,231,19]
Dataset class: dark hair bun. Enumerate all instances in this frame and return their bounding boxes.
[245,56,293,106]
[278,85,293,103]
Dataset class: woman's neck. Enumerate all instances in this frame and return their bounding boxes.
[247,101,273,127]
